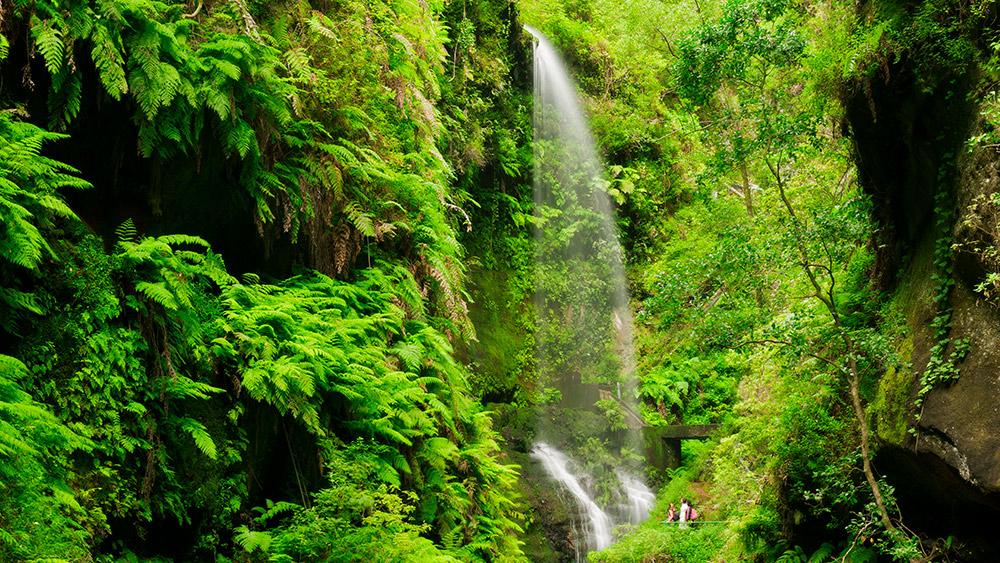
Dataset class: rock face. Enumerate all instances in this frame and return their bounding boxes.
[848,52,1000,557]
[928,143,1000,495]
[508,449,580,562]
[919,282,1000,492]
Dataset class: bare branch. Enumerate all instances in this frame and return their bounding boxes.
[183,0,203,18]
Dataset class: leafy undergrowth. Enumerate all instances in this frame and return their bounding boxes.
[592,524,727,563]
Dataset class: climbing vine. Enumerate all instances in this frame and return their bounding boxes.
[914,152,971,411]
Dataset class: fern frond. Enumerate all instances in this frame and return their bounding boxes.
[91,24,128,99]
[226,120,257,158]
[166,376,224,400]
[177,417,218,460]
[156,234,210,248]
[306,16,339,42]
[115,219,139,243]
[256,499,300,524]
[32,17,65,75]
[235,526,273,553]
[135,281,179,310]
[343,202,376,237]
[48,69,83,129]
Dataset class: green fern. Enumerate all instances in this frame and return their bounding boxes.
[0,113,89,332]
[136,281,179,310]
[253,499,301,525]
[177,417,218,460]
[234,526,273,553]
[115,219,139,243]
[90,23,128,99]
[0,355,88,560]
[31,16,65,75]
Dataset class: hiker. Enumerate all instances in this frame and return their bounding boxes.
[679,498,690,529]
[689,502,699,522]
[666,503,676,523]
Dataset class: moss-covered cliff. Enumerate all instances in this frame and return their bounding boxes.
[847,1,1000,557]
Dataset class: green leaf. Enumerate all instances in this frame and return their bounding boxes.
[178,417,218,460]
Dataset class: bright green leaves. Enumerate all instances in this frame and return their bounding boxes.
[177,417,218,460]
[0,355,89,561]
[675,0,818,199]
[675,0,805,107]
[0,355,82,458]
[90,22,128,99]
[118,234,233,317]
[0,114,86,270]
[215,270,454,439]
[225,119,257,159]
[639,354,740,426]
[128,23,183,121]
[30,15,65,75]
[213,268,522,559]
[256,442,461,562]
[0,113,89,331]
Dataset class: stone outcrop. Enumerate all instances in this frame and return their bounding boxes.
[848,49,1000,558]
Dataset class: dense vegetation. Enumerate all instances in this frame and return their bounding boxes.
[2,0,998,561]
[1,0,528,560]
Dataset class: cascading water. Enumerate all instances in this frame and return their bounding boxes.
[531,443,614,552]
[617,471,657,524]
[527,25,655,559]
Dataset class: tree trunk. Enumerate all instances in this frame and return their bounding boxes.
[769,157,895,532]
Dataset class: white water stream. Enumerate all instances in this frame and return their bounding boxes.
[531,442,615,554]
[527,25,655,559]
[618,471,657,524]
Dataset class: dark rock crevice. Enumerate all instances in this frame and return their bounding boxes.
[877,444,1000,561]
[845,56,976,289]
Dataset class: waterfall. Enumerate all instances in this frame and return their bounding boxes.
[531,443,614,554]
[617,471,657,524]
[527,25,655,559]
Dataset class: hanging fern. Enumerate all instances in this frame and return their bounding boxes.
[176,417,218,460]
[31,15,65,75]
[0,112,89,332]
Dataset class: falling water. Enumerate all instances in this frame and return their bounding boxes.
[617,471,657,524]
[527,25,655,559]
[531,443,614,553]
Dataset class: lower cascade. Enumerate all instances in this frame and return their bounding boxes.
[530,443,656,559]
[617,471,657,525]
[531,443,615,554]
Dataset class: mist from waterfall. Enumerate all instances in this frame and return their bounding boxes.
[527,25,655,559]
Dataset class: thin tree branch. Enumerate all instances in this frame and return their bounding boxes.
[656,29,678,59]
[183,0,203,18]
[734,338,840,368]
